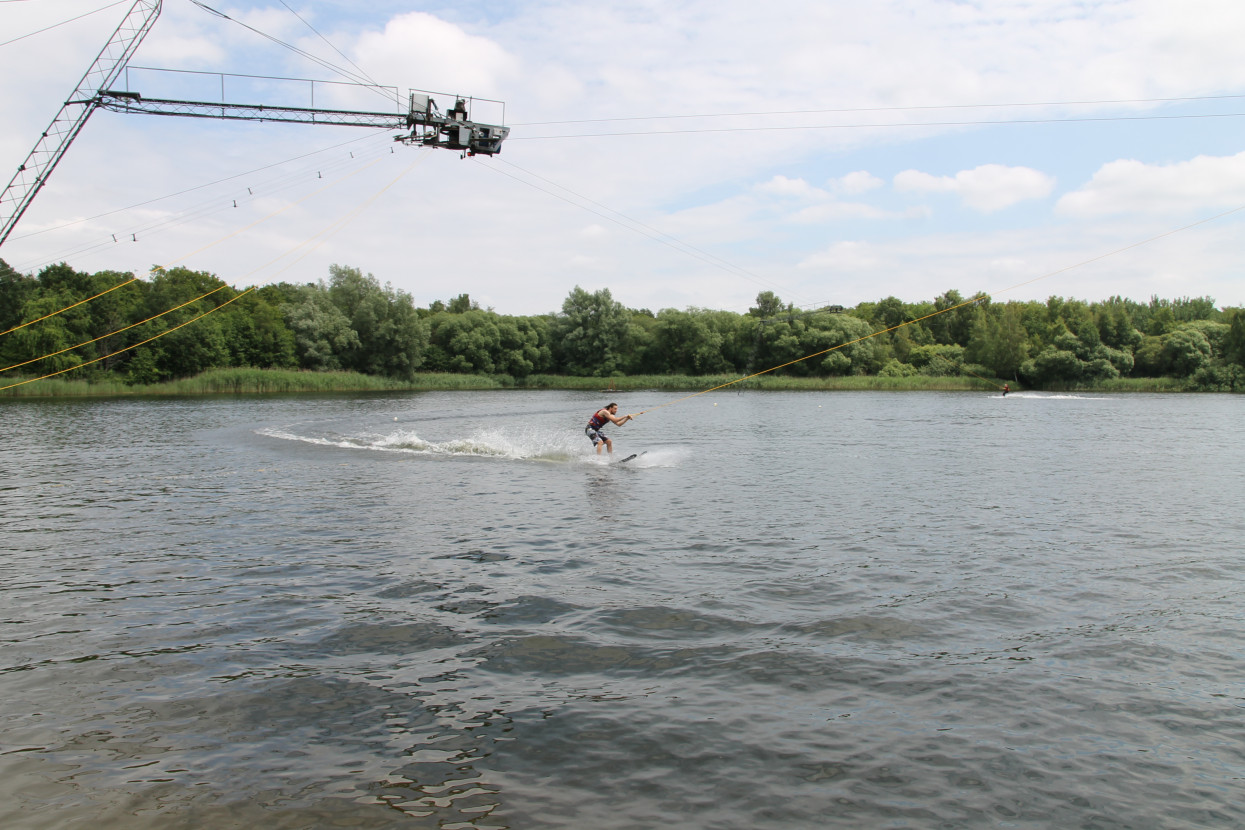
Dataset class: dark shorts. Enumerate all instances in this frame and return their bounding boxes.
[586,426,608,446]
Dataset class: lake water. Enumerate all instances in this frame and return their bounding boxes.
[2,389,1243,829]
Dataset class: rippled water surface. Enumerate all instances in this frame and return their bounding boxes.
[2,389,1243,829]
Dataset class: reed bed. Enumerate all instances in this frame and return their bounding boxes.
[0,369,505,398]
[1057,377,1188,393]
[3,367,1204,400]
[523,373,998,392]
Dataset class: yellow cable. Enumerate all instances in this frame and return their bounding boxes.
[0,288,254,392]
[2,153,423,380]
[0,284,231,374]
[1,152,393,363]
[0,276,138,338]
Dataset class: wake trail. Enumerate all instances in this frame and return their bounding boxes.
[257,424,662,465]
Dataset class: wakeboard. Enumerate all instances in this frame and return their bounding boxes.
[618,451,645,463]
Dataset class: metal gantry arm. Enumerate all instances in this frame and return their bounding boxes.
[93,88,510,156]
[0,0,163,246]
[0,0,510,248]
[95,90,409,130]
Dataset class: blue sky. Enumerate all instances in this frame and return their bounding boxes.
[3,0,1245,315]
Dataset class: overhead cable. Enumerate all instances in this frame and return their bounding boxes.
[0,0,128,48]
[12,139,396,273]
[512,111,1245,141]
[6,132,389,243]
[277,0,380,89]
[186,0,393,104]
[514,92,1245,127]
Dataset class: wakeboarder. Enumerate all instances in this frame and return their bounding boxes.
[586,402,635,455]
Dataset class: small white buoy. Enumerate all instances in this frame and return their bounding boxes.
[394,416,398,421]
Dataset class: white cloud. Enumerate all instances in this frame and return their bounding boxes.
[894,164,1055,212]
[133,32,226,69]
[894,170,959,195]
[755,175,822,198]
[788,203,896,223]
[1056,151,1245,217]
[6,0,1245,313]
[754,173,898,222]
[354,12,517,99]
[798,240,884,272]
[832,171,885,195]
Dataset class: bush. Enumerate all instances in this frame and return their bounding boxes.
[879,359,918,377]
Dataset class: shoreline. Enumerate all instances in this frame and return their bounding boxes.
[0,367,1198,399]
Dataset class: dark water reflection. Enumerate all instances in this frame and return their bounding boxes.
[2,390,1243,828]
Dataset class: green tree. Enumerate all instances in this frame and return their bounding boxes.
[1021,347,1083,386]
[1093,298,1143,352]
[1224,309,1245,367]
[424,309,549,377]
[879,358,918,377]
[84,271,144,373]
[748,316,804,373]
[6,293,82,375]
[554,286,631,376]
[1161,328,1212,377]
[495,314,552,377]
[283,284,360,370]
[803,313,879,375]
[927,290,980,346]
[0,259,37,346]
[1168,295,1219,322]
[871,296,911,330]
[155,314,230,378]
[326,264,427,378]
[145,266,228,312]
[220,295,297,368]
[1179,320,1229,358]
[126,347,162,385]
[909,343,965,376]
[1147,305,1176,336]
[966,303,1029,379]
[650,308,732,374]
[428,310,501,373]
[1133,335,1165,376]
[447,293,479,314]
[749,291,784,318]
[130,267,237,379]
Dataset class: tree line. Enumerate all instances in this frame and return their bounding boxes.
[2,258,1243,390]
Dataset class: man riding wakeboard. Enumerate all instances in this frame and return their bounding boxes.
[586,402,635,455]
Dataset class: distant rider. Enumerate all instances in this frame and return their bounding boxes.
[586,402,634,455]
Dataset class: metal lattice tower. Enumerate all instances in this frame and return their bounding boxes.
[0,0,163,247]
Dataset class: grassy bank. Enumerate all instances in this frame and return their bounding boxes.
[0,368,508,398]
[525,374,1002,392]
[3,367,1011,398]
[4,367,1218,399]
